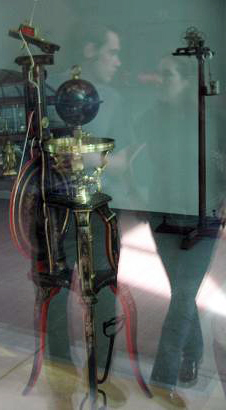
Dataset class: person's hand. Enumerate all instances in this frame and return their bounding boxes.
[108,149,129,173]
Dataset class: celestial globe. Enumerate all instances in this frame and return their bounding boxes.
[55,78,101,126]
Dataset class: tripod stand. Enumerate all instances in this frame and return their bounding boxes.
[156,29,221,249]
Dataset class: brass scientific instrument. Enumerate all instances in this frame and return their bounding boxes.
[44,67,114,205]
[8,17,151,410]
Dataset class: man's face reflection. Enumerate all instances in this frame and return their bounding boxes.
[93,31,121,84]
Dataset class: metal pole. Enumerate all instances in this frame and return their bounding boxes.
[84,300,98,410]
[198,55,206,226]
[75,210,99,410]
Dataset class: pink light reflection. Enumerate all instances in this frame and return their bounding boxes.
[197,276,226,317]
[117,219,226,317]
[118,221,171,298]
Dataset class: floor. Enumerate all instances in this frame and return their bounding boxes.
[1,197,226,409]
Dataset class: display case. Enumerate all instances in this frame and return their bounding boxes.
[0,69,69,186]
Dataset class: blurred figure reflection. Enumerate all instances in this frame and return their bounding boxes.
[49,19,148,210]
[134,55,197,214]
[135,56,207,408]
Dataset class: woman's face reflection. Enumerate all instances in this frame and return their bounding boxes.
[159,58,188,102]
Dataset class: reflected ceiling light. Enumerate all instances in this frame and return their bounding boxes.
[197,276,226,317]
[118,222,170,298]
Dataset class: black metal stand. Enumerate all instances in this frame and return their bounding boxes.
[47,193,119,410]
[15,54,53,139]
[20,191,152,408]
[155,41,222,249]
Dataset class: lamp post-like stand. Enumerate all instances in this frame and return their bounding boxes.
[155,27,221,249]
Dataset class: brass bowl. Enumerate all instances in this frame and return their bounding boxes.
[43,135,114,155]
[43,134,115,204]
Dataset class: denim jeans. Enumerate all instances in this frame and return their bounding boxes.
[151,294,203,387]
[150,235,216,387]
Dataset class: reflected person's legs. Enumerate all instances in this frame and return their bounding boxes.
[182,304,203,362]
[150,234,218,389]
[151,272,204,388]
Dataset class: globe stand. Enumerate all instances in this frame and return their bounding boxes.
[44,63,154,405]
[22,192,152,408]
[24,192,119,410]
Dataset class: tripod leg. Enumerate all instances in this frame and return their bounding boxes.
[23,286,60,395]
[97,204,119,280]
[75,210,99,409]
[99,205,151,397]
[83,299,99,410]
[111,284,152,398]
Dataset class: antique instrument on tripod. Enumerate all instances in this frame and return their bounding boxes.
[156,27,221,249]
[8,18,151,410]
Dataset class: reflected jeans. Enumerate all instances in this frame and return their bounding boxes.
[150,265,205,388]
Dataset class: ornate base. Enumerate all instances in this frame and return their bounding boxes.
[23,196,152,408]
[155,215,222,250]
[181,221,221,249]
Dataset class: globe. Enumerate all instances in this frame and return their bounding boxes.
[55,78,101,126]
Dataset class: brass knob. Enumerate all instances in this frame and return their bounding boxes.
[71,64,81,80]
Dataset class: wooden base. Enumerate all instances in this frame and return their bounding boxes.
[155,215,222,250]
